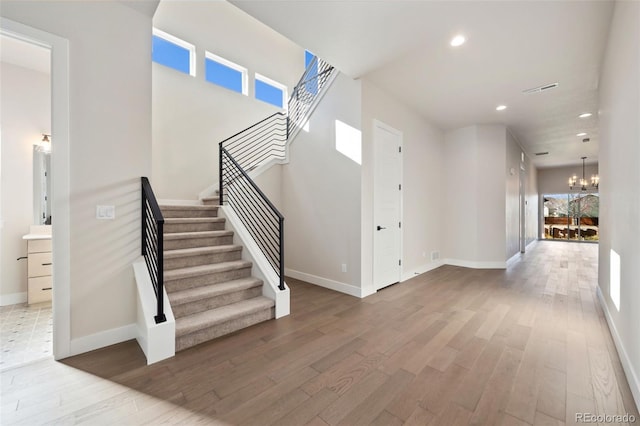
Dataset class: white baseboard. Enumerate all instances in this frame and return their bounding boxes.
[68,324,137,357]
[0,292,27,306]
[285,268,362,298]
[596,286,640,412]
[401,261,445,282]
[443,259,507,269]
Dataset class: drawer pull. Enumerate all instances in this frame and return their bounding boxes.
[42,263,52,266]
[42,287,52,291]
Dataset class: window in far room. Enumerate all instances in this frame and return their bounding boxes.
[152,28,195,76]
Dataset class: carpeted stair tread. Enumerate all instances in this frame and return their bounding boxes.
[164,244,242,259]
[201,196,220,205]
[168,277,263,306]
[164,230,233,240]
[160,204,218,211]
[164,259,252,281]
[176,296,274,337]
[164,217,225,225]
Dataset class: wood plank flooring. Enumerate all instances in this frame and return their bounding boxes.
[1,241,638,425]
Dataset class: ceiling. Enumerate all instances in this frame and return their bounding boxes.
[230,0,614,168]
[0,34,50,74]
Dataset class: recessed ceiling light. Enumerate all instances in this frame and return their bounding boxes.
[450,35,466,47]
[579,113,592,118]
[577,132,587,137]
[496,105,507,111]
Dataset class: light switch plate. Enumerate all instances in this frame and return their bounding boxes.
[96,205,115,220]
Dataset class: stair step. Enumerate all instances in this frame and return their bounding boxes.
[164,230,234,250]
[201,196,220,206]
[164,260,253,292]
[160,204,218,218]
[169,277,263,318]
[175,296,275,351]
[164,245,242,270]
[164,217,225,233]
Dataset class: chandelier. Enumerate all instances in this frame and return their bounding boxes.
[569,156,599,190]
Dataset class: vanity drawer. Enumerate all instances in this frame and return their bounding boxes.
[28,239,52,253]
[28,252,52,277]
[28,276,52,304]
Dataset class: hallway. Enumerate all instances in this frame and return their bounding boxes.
[0,241,637,425]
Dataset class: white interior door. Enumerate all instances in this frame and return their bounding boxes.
[373,120,402,291]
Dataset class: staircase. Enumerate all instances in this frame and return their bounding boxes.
[160,196,274,352]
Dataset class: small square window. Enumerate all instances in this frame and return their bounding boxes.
[255,73,287,109]
[152,28,195,76]
[205,52,248,95]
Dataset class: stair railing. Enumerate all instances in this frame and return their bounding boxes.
[219,54,336,292]
[220,148,285,290]
[141,177,166,323]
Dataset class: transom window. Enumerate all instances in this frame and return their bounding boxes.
[205,52,248,95]
[152,28,195,76]
[255,73,287,109]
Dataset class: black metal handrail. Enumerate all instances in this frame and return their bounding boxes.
[217,54,335,293]
[220,148,285,290]
[141,177,166,324]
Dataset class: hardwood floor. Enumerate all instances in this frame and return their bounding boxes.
[1,241,638,425]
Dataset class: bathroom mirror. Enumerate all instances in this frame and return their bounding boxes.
[33,146,51,225]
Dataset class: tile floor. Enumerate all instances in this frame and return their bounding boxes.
[0,302,53,371]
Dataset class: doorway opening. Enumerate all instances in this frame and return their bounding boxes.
[542,193,599,242]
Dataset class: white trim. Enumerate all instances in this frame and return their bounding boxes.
[1,18,72,361]
[443,259,507,269]
[219,206,289,318]
[285,268,363,298]
[68,324,137,357]
[205,51,248,96]
[255,72,288,110]
[133,260,175,364]
[401,261,445,282]
[0,292,28,306]
[596,286,640,411]
[152,27,196,77]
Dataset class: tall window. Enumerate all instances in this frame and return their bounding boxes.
[152,28,195,76]
[255,73,287,109]
[205,52,248,95]
[542,193,599,241]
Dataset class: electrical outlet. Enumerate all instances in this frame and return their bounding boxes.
[422,251,426,258]
[341,263,347,273]
[96,205,115,220]
[431,251,440,261]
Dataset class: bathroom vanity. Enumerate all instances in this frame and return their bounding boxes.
[22,225,52,304]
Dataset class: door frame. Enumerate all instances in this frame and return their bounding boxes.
[372,119,403,291]
[1,18,71,360]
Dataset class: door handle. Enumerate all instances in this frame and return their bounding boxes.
[376,225,386,231]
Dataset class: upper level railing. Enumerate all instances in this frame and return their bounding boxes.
[219,54,336,291]
[141,177,166,324]
[220,56,336,172]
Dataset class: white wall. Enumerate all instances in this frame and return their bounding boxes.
[597,0,640,408]
[443,125,507,267]
[1,1,154,341]
[282,73,362,294]
[152,0,304,200]
[505,131,522,259]
[0,62,50,304]
[525,154,538,245]
[361,80,444,293]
